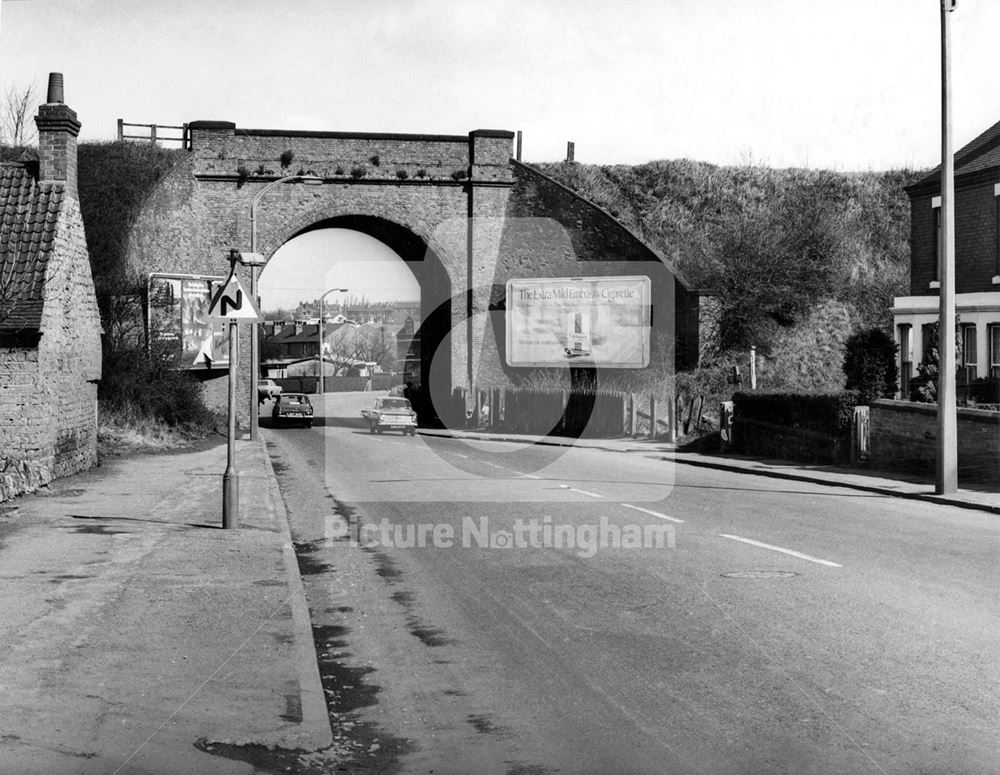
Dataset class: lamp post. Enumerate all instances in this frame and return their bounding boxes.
[317,288,349,393]
[937,0,958,494]
[248,174,324,440]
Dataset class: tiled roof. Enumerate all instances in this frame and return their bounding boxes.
[913,119,1000,186]
[0,163,64,330]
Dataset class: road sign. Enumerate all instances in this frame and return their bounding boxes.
[209,271,263,322]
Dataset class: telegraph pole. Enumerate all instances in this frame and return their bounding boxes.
[937,0,958,494]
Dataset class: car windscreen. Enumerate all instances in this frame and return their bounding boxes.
[380,399,410,410]
[282,396,310,405]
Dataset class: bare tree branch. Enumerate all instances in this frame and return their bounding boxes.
[1,81,38,146]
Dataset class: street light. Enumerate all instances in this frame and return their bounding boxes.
[317,287,349,393]
[247,174,324,440]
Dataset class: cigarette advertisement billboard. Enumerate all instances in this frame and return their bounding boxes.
[148,274,230,369]
[505,276,651,368]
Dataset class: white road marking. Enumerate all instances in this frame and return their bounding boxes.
[719,534,843,568]
[621,503,685,524]
[520,473,541,479]
[558,484,604,498]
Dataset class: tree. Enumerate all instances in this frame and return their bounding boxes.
[706,181,849,354]
[914,319,962,403]
[1,82,38,147]
[326,324,396,373]
[843,328,898,405]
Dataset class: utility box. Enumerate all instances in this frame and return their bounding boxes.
[720,401,735,452]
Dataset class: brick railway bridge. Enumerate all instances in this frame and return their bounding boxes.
[124,121,702,421]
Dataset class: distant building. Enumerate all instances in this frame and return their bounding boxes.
[892,119,1000,395]
[0,74,102,501]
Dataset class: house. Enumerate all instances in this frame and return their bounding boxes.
[262,319,398,375]
[0,74,102,501]
[892,119,1000,395]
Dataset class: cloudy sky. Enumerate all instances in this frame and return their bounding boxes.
[2,0,997,308]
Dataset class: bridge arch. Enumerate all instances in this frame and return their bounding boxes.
[123,120,702,421]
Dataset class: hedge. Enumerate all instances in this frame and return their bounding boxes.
[732,390,861,438]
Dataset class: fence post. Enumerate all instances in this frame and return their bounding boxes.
[117,118,124,142]
[649,395,657,439]
[150,124,157,145]
[630,393,638,437]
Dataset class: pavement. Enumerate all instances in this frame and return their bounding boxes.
[418,427,1000,514]
[0,436,331,775]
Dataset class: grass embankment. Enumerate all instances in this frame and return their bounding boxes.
[97,405,222,458]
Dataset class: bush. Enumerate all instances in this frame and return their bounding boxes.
[99,344,217,431]
[843,328,898,405]
[733,390,861,437]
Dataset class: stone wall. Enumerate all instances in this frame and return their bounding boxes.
[870,399,1000,483]
[0,196,100,501]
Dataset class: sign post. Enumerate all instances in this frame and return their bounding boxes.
[209,251,265,529]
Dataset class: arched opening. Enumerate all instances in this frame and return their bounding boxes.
[258,219,451,407]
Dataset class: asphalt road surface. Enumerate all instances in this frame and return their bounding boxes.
[264,391,999,775]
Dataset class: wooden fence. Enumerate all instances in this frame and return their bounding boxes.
[453,386,707,440]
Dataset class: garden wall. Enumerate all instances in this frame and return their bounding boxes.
[869,399,1000,483]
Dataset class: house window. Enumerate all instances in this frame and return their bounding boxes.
[921,322,937,364]
[960,324,977,382]
[932,197,941,285]
[995,184,1000,277]
[898,324,912,397]
[990,324,1000,378]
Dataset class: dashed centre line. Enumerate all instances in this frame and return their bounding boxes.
[558,484,604,498]
[719,534,842,568]
[620,503,684,524]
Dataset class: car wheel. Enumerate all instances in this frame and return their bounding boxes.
[369,423,376,434]
[376,428,383,434]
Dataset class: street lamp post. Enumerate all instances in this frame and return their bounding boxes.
[317,288,349,393]
[937,0,958,494]
[248,174,323,441]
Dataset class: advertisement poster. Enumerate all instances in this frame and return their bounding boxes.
[506,276,651,368]
[148,274,229,368]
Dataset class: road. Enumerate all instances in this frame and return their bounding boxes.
[264,391,999,775]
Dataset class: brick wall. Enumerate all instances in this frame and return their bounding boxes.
[870,399,999,483]
[909,174,998,295]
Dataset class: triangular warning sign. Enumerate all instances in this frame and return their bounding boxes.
[209,272,263,322]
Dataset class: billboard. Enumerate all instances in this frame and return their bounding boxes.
[148,274,230,369]
[506,276,651,368]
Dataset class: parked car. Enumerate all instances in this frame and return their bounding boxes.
[258,379,282,401]
[361,397,417,435]
[272,393,313,428]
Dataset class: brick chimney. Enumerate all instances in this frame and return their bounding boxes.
[34,73,81,198]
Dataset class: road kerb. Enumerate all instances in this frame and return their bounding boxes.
[255,438,333,750]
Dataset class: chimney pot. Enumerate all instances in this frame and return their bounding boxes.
[46,73,64,104]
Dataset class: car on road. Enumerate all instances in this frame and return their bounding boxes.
[258,379,282,402]
[361,397,417,435]
[272,393,313,428]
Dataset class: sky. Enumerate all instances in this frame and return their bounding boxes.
[2,0,998,308]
